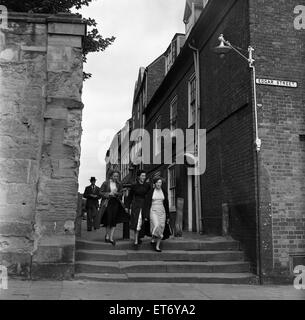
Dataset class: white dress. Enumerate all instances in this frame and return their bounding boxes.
[150,189,166,239]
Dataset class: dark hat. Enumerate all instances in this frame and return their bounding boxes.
[90,177,97,182]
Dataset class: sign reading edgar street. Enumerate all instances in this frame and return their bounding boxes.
[256,78,298,88]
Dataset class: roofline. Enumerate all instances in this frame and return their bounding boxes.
[144,0,237,116]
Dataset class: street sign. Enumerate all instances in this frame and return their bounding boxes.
[256,78,298,88]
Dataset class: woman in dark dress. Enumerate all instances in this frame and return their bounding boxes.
[143,177,170,252]
[125,170,151,248]
[99,170,126,246]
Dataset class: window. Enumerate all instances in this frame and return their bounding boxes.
[154,116,162,156]
[137,102,140,120]
[170,97,178,132]
[172,39,177,62]
[168,166,176,210]
[188,74,196,127]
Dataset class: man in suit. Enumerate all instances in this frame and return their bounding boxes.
[83,177,101,231]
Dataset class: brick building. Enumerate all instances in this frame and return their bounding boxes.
[106,0,305,283]
[128,54,167,182]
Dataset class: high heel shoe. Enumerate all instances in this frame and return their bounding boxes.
[109,239,116,246]
[155,247,162,253]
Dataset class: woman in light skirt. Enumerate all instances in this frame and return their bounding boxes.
[143,177,170,252]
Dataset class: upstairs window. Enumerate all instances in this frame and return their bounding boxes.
[170,97,178,132]
[168,165,176,211]
[188,74,196,127]
[154,116,162,156]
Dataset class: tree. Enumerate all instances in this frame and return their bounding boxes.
[3,0,115,80]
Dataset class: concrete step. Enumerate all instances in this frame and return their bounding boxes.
[75,261,250,274]
[74,272,258,284]
[76,239,240,252]
[76,249,245,262]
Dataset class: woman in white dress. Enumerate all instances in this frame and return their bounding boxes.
[143,177,170,252]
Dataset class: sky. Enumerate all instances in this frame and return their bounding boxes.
[78,0,186,191]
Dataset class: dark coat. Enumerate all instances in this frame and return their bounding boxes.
[125,181,151,230]
[94,180,127,229]
[143,187,170,221]
[83,185,101,210]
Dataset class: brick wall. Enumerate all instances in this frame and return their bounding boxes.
[0,12,85,279]
[192,0,258,269]
[250,0,305,282]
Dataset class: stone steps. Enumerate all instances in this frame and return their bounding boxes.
[76,249,245,262]
[75,272,258,284]
[75,260,250,274]
[76,239,240,251]
[74,237,257,284]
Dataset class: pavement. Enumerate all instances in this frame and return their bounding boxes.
[0,279,304,300]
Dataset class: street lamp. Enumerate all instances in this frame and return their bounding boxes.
[214,34,263,284]
[214,34,261,152]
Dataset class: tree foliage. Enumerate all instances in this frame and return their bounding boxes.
[3,0,115,80]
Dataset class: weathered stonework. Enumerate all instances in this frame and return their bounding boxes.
[0,12,85,279]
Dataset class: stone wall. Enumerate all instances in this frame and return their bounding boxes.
[0,12,85,279]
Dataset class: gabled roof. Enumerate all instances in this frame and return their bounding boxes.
[183,0,203,22]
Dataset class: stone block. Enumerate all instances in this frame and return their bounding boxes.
[0,204,35,224]
[0,235,33,252]
[30,262,74,280]
[0,159,31,183]
[48,35,82,48]
[0,135,40,160]
[46,97,84,110]
[33,244,74,263]
[44,107,68,120]
[47,70,83,100]
[0,47,19,62]
[4,183,37,206]
[48,22,86,36]
[47,46,72,72]
[51,159,77,179]
[0,251,31,277]
[21,45,47,52]
[0,221,32,237]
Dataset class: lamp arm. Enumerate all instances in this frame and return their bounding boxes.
[224,40,250,63]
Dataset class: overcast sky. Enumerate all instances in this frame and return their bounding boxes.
[78,0,186,191]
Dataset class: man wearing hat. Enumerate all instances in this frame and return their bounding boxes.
[83,177,101,231]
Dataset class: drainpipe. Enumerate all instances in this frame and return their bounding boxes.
[189,42,203,234]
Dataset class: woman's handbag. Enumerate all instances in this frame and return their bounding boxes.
[140,219,151,238]
[94,199,108,229]
[162,222,173,240]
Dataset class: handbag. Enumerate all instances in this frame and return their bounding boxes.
[162,222,173,240]
[139,219,151,238]
[93,199,108,229]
